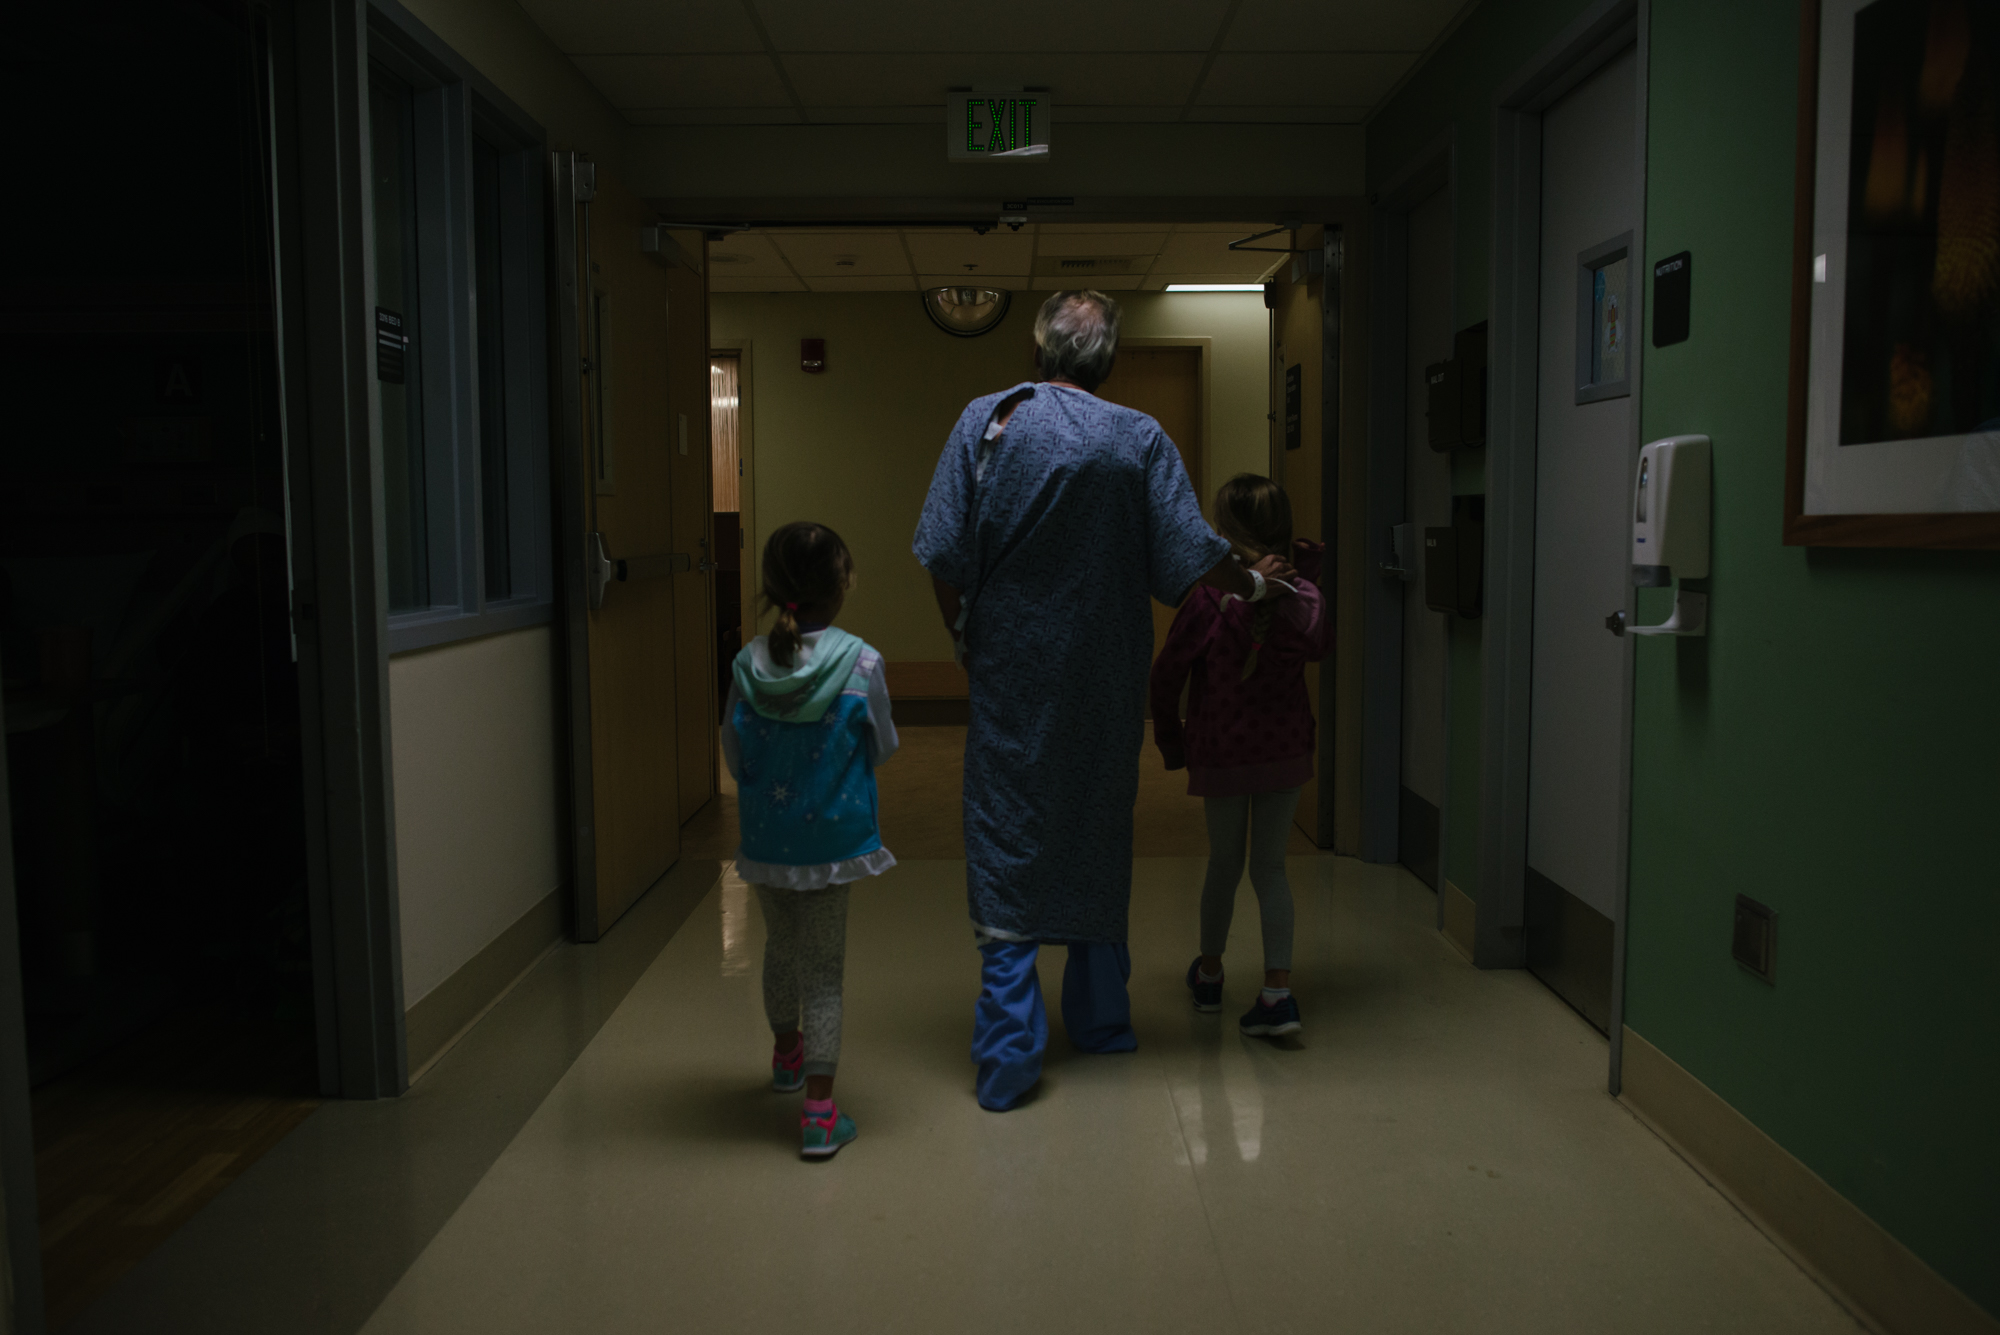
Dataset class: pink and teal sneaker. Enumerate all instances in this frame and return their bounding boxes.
[800,1102,857,1159]
[771,1041,804,1093]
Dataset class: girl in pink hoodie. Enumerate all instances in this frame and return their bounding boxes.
[1150,474,1333,1036]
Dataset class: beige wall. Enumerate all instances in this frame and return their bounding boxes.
[711,290,1270,663]
[389,627,562,1008]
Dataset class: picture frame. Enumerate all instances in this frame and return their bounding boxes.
[1784,0,2000,548]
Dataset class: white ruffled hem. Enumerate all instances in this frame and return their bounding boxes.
[733,846,898,891]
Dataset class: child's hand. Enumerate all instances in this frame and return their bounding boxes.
[1251,553,1299,591]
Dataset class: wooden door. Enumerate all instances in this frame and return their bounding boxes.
[553,155,683,939]
[661,233,716,822]
[1096,346,1203,658]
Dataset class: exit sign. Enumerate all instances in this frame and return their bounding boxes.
[947,92,1051,161]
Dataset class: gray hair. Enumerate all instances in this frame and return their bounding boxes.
[1033,290,1121,391]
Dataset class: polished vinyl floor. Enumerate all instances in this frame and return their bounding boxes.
[69,729,1860,1333]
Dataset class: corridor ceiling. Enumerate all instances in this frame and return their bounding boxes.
[707,221,1290,293]
[518,0,1475,128]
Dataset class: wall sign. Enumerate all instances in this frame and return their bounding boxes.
[947,92,1051,161]
[1653,251,1691,347]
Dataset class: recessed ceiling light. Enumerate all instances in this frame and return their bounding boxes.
[1165,283,1263,292]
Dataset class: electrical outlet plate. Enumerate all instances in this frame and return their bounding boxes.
[1732,895,1776,983]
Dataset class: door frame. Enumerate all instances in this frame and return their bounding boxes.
[1479,0,1650,1091]
[549,150,602,941]
[1362,131,1458,874]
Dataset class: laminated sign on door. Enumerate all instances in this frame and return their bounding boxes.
[947,92,1051,161]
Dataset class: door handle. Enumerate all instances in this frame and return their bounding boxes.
[587,532,615,610]
[1604,609,1626,636]
[588,534,690,608]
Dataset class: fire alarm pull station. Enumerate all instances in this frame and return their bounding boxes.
[1607,434,1710,637]
[801,338,826,374]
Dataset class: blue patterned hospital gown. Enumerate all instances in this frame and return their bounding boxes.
[913,381,1230,943]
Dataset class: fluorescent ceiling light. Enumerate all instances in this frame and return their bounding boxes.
[1164,283,1263,292]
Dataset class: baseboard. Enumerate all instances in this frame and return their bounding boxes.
[405,888,566,1081]
[1441,879,1477,962]
[883,659,967,699]
[1621,1027,1997,1335]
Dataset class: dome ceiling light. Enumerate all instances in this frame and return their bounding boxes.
[923,286,1011,338]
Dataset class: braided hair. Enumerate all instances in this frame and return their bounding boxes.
[760,521,854,667]
[1213,474,1294,682]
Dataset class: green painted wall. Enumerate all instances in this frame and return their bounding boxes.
[1375,0,2000,1312]
[1633,0,2000,1312]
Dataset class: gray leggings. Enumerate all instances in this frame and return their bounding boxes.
[754,884,850,1078]
[1199,788,1302,972]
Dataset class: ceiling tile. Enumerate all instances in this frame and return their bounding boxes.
[706,232,795,277]
[1223,0,1468,53]
[779,53,1205,107]
[802,106,938,123]
[752,0,1232,53]
[1032,274,1143,290]
[917,275,1033,291]
[1059,105,1190,122]
[1173,221,1292,233]
[626,106,798,125]
[1195,53,1415,107]
[568,54,792,109]
[1151,232,1290,275]
[771,231,913,277]
[517,0,765,53]
[903,230,1037,274]
[1035,232,1169,257]
[1144,272,1280,289]
[710,274,807,291]
[1185,105,1370,123]
[801,275,919,291]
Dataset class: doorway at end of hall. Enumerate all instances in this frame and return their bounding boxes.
[710,352,746,704]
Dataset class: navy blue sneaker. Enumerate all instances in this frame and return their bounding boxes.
[1186,957,1222,1013]
[1240,992,1302,1037]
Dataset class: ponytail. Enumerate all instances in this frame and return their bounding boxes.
[1213,473,1294,683]
[760,521,854,667]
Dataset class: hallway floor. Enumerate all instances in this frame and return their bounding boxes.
[64,729,1863,1333]
[352,855,1854,1334]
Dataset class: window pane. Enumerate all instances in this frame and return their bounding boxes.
[473,138,510,600]
[370,74,428,611]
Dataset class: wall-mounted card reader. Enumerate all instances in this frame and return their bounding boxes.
[1610,434,1709,637]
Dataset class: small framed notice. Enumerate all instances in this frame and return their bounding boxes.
[947,92,1051,161]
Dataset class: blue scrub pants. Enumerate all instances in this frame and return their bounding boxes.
[972,939,1136,1111]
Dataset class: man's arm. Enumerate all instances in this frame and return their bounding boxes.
[1195,551,1297,601]
[931,576,963,636]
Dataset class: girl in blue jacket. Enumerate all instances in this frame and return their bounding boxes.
[723,521,898,1159]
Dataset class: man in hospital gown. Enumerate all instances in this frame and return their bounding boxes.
[914,290,1295,1110]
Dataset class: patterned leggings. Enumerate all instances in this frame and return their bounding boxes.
[1199,787,1303,971]
[754,884,850,1078]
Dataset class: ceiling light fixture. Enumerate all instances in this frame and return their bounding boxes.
[923,286,1012,338]
[1165,284,1263,292]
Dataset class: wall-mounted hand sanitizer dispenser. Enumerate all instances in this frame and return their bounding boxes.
[1610,434,1710,638]
[1632,434,1709,586]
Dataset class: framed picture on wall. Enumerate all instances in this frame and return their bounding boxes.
[1786,0,2000,547]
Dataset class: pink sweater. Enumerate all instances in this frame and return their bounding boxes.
[1149,540,1333,797]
